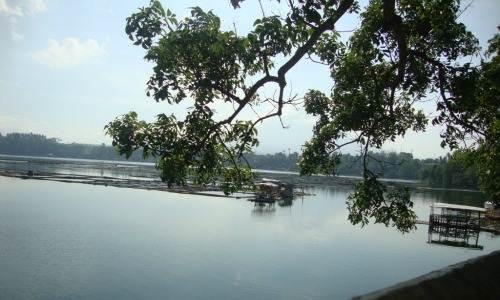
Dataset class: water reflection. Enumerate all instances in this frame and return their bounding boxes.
[428,224,483,250]
[413,189,486,208]
[250,194,297,217]
[251,203,277,217]
[247,185,490,252]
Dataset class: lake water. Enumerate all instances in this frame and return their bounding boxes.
[1,173,499,299]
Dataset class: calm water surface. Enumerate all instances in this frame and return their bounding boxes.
[0,176,499,299]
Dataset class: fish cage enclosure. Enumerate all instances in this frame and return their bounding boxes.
[427,203,486,250]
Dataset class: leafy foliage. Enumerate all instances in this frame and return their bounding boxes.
[347,172,416,233]
[108,0,356,195]
[421,31,500,204]
[106,0,498,232]
[105,112,255,192]
[298,0,485,231]
[451,33,500,204]
[420,152,478,190]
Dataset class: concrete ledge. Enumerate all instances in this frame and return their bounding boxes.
[353,250,500,300]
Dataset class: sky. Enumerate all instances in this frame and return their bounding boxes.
[0,0,498,158]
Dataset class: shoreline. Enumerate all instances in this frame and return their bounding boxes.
[0,153,481,194]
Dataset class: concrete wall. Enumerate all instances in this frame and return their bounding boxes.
[353,250,500,300]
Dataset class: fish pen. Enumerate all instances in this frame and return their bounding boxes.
[427,203,486,250]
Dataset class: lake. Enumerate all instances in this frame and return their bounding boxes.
[0,160,499,299]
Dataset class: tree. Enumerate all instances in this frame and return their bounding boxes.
[447,32,500,204]
[106,0,497,232]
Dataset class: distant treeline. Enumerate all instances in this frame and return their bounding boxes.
[0,132,478,190]
[246,151,478,189]
[0,132,149,161]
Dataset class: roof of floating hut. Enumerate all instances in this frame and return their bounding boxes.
[262,178,281,184]
[256,182,279,188]
[431,203,486,213]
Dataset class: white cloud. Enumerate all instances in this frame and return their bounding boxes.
[0,0,46,42]
[33,38,107,69]
[25,0,45,15]
[0,0,46,17]
[0,0,22,16]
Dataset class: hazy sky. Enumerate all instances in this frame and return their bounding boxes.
[1,0,499,158]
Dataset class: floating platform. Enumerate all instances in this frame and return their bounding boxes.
[427,203,488,249]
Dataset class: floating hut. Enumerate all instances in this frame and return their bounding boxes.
[255,182,280,202]
[250,178,295,204]
[427,203,486,250]
[429,203,485,228]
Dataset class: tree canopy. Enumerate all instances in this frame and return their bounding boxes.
[106,0,499,232]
